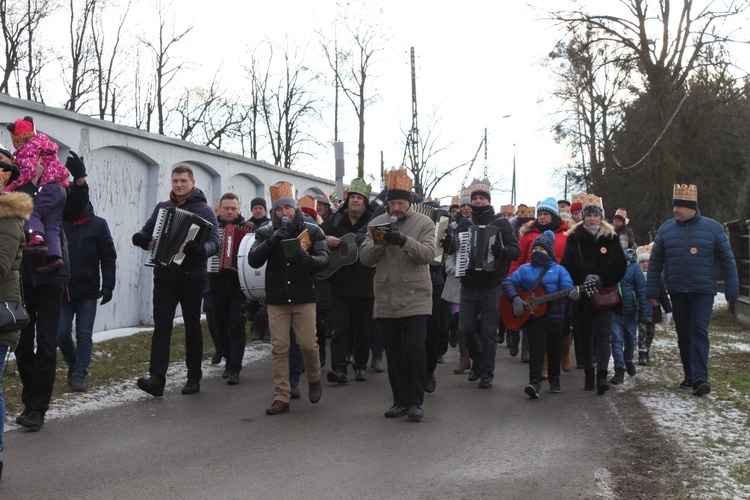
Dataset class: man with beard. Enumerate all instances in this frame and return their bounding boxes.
[320,178,375,384]
[360,168,435,420]
[453,178,519,389]
[248,181,330,415]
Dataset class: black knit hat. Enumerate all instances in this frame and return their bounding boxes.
[532,230,556,259]
[251,197,267,210]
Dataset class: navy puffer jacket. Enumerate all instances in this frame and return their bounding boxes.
[646,212,739,300]
[618,251,651,319]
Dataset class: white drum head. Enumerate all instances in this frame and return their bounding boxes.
[237,233,266,300]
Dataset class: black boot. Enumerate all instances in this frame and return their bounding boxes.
[597,370,610,395]
[508,330,520,356]
[610,368,625,385]
[625,361,637,377]
[584,368,595,391]
[521,340,530,363]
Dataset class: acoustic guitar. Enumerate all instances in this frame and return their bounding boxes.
[500,280,599,330]
[317,233,359,282]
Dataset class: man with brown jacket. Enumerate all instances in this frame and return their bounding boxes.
[360,169,435,421]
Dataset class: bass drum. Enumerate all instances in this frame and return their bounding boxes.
[237,233,266,300]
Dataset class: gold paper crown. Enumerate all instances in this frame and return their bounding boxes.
[571,192,586,205]
[516,205,535,218]
[673,184,698,201]
[269,181,296,204]
[468,178,491,195]
[297,195,317,212]
[385,167,412,192]
[584,194,603,210]
[450,195,460,206]
[499,204,516,215]
[460,186,471,197]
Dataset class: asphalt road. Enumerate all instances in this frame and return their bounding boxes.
[2,345,632,499]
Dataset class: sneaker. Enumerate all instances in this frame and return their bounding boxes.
[21,410,44,431]
[290,384,301,399]
[71,374,87,392]
[137,377,165,397]
[181,380,200,395]
[478,376,493,389]
[625,361,637,377]
[326,370,348,384]
[525,381,541,399]
[370,358,384,373]
[227,371,240,385]
[679,378,693,389]
[548,378,561,393]
[355,369,367,382]
[467,370,480,382]
[692,381,711,397]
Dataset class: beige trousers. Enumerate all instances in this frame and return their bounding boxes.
[267,303,321,402]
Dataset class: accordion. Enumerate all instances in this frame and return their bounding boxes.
[411,203,450,265]
[147,207,214,272]
[209,224,252,273]
[455,225,500,277]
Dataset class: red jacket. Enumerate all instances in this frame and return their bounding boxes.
[509,219,569,274]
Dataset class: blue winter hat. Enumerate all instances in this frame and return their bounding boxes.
[532,230,556,259]
[537,197,559,217]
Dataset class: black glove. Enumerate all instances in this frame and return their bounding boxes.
[99,287,113,305]
[268,228,290,248]
[584,274,602,288]
[182,240,202,257]
[132,232,151,249]
[512,296,525,317]
[288,251,312,269]
[491,240,504,257]
[440,232,453,252]
[384,229,408,247]
[66,150,87,179]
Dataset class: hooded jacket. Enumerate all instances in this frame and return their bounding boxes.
[617,249,651,318]
[248,207,330,305]
[0,192,33,350]
[561,220,627,290]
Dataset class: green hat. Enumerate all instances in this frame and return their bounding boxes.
[348,177,372,199]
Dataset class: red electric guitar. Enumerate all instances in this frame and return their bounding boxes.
[500,280,599,330]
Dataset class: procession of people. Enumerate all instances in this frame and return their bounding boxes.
[0,114,741,484]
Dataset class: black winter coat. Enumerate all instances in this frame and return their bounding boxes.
[319,207,374,297]
[63,211,117,300]
[248,207,330,305]
[561,221,628,289]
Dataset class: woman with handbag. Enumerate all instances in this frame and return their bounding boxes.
[561,195,627,394]
[0,180,34,482]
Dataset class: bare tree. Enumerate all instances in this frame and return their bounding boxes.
[400,109,454,199]
[63,0,97,112]
[22,0,54,101]
[91,0,131,121]
[132,44,155,131]
[137,0,192,135]
[320,1,387,177]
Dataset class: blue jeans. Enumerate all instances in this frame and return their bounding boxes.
[610,314,637,370]
[0,344,7,461]
[671,293,714,384]
[57,298,98,377]
[458,285,502,379]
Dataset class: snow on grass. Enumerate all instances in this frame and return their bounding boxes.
[634,294,750,498]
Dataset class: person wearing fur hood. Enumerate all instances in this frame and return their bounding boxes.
[561,195,627,395]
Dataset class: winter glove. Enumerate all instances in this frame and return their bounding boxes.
[66,150,87,179]
[440,232,454,252]
[132,232,151,249]
[490,240,504,258]
[568,287,580,301]
[384,228,408,247]
[584,274,602,288]
[288,251,312,269]
[182,240,202,257]
[268,228,290,248]
[512,296,525,317]
[664,312,673,324]
[99,287,113,305]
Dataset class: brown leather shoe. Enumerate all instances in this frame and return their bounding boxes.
[309,379,322,404]
[265,400,289,415]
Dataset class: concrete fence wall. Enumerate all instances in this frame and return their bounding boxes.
[0,95,336,333]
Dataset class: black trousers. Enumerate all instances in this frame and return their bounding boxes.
[330,294,373,373]
[425,283,444,373]
[16,282,64,412]
[576,306,615,371]
[525,318,563,382]
[211,279,247,372]
[379,315,428,407]
[150,278,205,383]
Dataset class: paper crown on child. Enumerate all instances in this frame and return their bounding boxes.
[297,195,318,218]
[270,181,297,209]
[385,168,412,201]
[673,184,698,210]
[6,116,36,149]
[614,208,628,223]
[348,177,372,199]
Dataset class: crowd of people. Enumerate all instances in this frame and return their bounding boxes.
[0,114,741,483]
